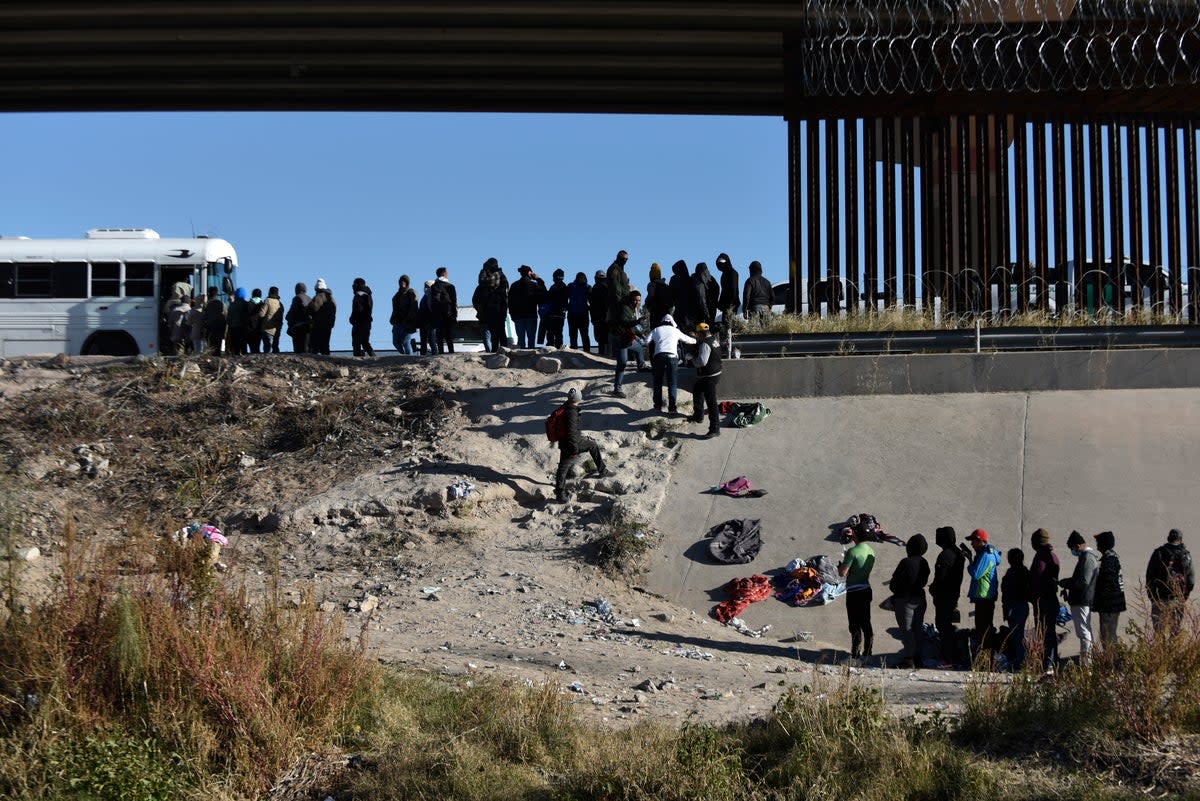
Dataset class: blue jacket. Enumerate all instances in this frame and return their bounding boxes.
[968,545,1002,602]
[567,281,590,316]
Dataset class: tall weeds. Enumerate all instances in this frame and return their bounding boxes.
[0,515,378,799]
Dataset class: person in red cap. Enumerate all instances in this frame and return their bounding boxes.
[966,528,1002,661]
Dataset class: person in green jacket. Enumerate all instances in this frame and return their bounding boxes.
[838,527,876,663]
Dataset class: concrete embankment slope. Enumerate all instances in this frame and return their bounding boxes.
[646,388,1200,661]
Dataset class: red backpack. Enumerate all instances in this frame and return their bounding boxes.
[545,404,568,443]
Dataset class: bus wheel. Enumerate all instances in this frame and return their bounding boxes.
[83,332,139,356]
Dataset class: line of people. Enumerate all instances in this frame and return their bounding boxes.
[167,250,775,358]
[839,523,1193,673]
[164,282,287,356]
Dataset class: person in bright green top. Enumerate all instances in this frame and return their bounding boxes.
[839,527,877,661]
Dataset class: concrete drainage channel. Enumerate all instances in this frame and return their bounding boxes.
[720,347,1200,398]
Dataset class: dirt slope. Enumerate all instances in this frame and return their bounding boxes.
[0,351,966,728]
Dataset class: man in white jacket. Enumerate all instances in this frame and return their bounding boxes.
[647,314,696,415]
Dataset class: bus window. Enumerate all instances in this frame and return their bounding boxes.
[15,264,52,297]
[125,262,154,297]
[55,262,89,298]
[91,262,120,297]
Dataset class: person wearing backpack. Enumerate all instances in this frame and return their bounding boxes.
[1146,528,1195,635]
[1092,531,1126,652]
[966,529,1001,660]
[1059,530,1099,666]
[552,388,612,503]
[429,267,458,354]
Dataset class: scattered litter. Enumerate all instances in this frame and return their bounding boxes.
[665,646,714,661]
[726,617,772,638]
[558,660,570,671]
[422,586,442,596]
[446,481,476,500]
[568,682,585,693]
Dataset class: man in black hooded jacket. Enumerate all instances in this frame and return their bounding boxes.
[349,277,375,358]
[670,260,703,333]
[928,526,966,666]
[715,253,740,321]
[693,262,719,323]
[743,260,773,320]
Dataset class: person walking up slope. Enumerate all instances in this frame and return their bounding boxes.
[552,388,612,503]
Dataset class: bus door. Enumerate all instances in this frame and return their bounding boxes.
[159,265,197,353]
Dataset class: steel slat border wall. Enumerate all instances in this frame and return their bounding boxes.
[788,115,1200,321]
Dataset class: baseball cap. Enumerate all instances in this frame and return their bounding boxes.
[966,528,988,543]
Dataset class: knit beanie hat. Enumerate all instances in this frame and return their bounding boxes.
[315,278,328,291]
[1031,528,1050,546]
[649,262,662,280]
[567,388,581,403]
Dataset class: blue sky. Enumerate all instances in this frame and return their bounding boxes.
[0,112,788,351]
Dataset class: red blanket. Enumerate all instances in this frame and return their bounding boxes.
[713,574,773,623]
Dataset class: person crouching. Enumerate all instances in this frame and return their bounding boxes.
[554,388,612,503]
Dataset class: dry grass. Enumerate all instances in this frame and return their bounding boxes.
[734,306,1187,336]
[0,512,379,800]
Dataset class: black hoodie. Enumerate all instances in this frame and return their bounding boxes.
[669,260,703,331]
[350,280,373,325]
[693,262,719,322]
[716,253,740,314]
[929,526,966,605]
[743,260,773,315]
[889,534,930,598]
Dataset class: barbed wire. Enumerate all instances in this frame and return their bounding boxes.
[801,0,1200,95]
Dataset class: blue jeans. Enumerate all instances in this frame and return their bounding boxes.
[392,324,418,354]
[611,334,645,390]
[652,353,679,410]
[515,317,537,348]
